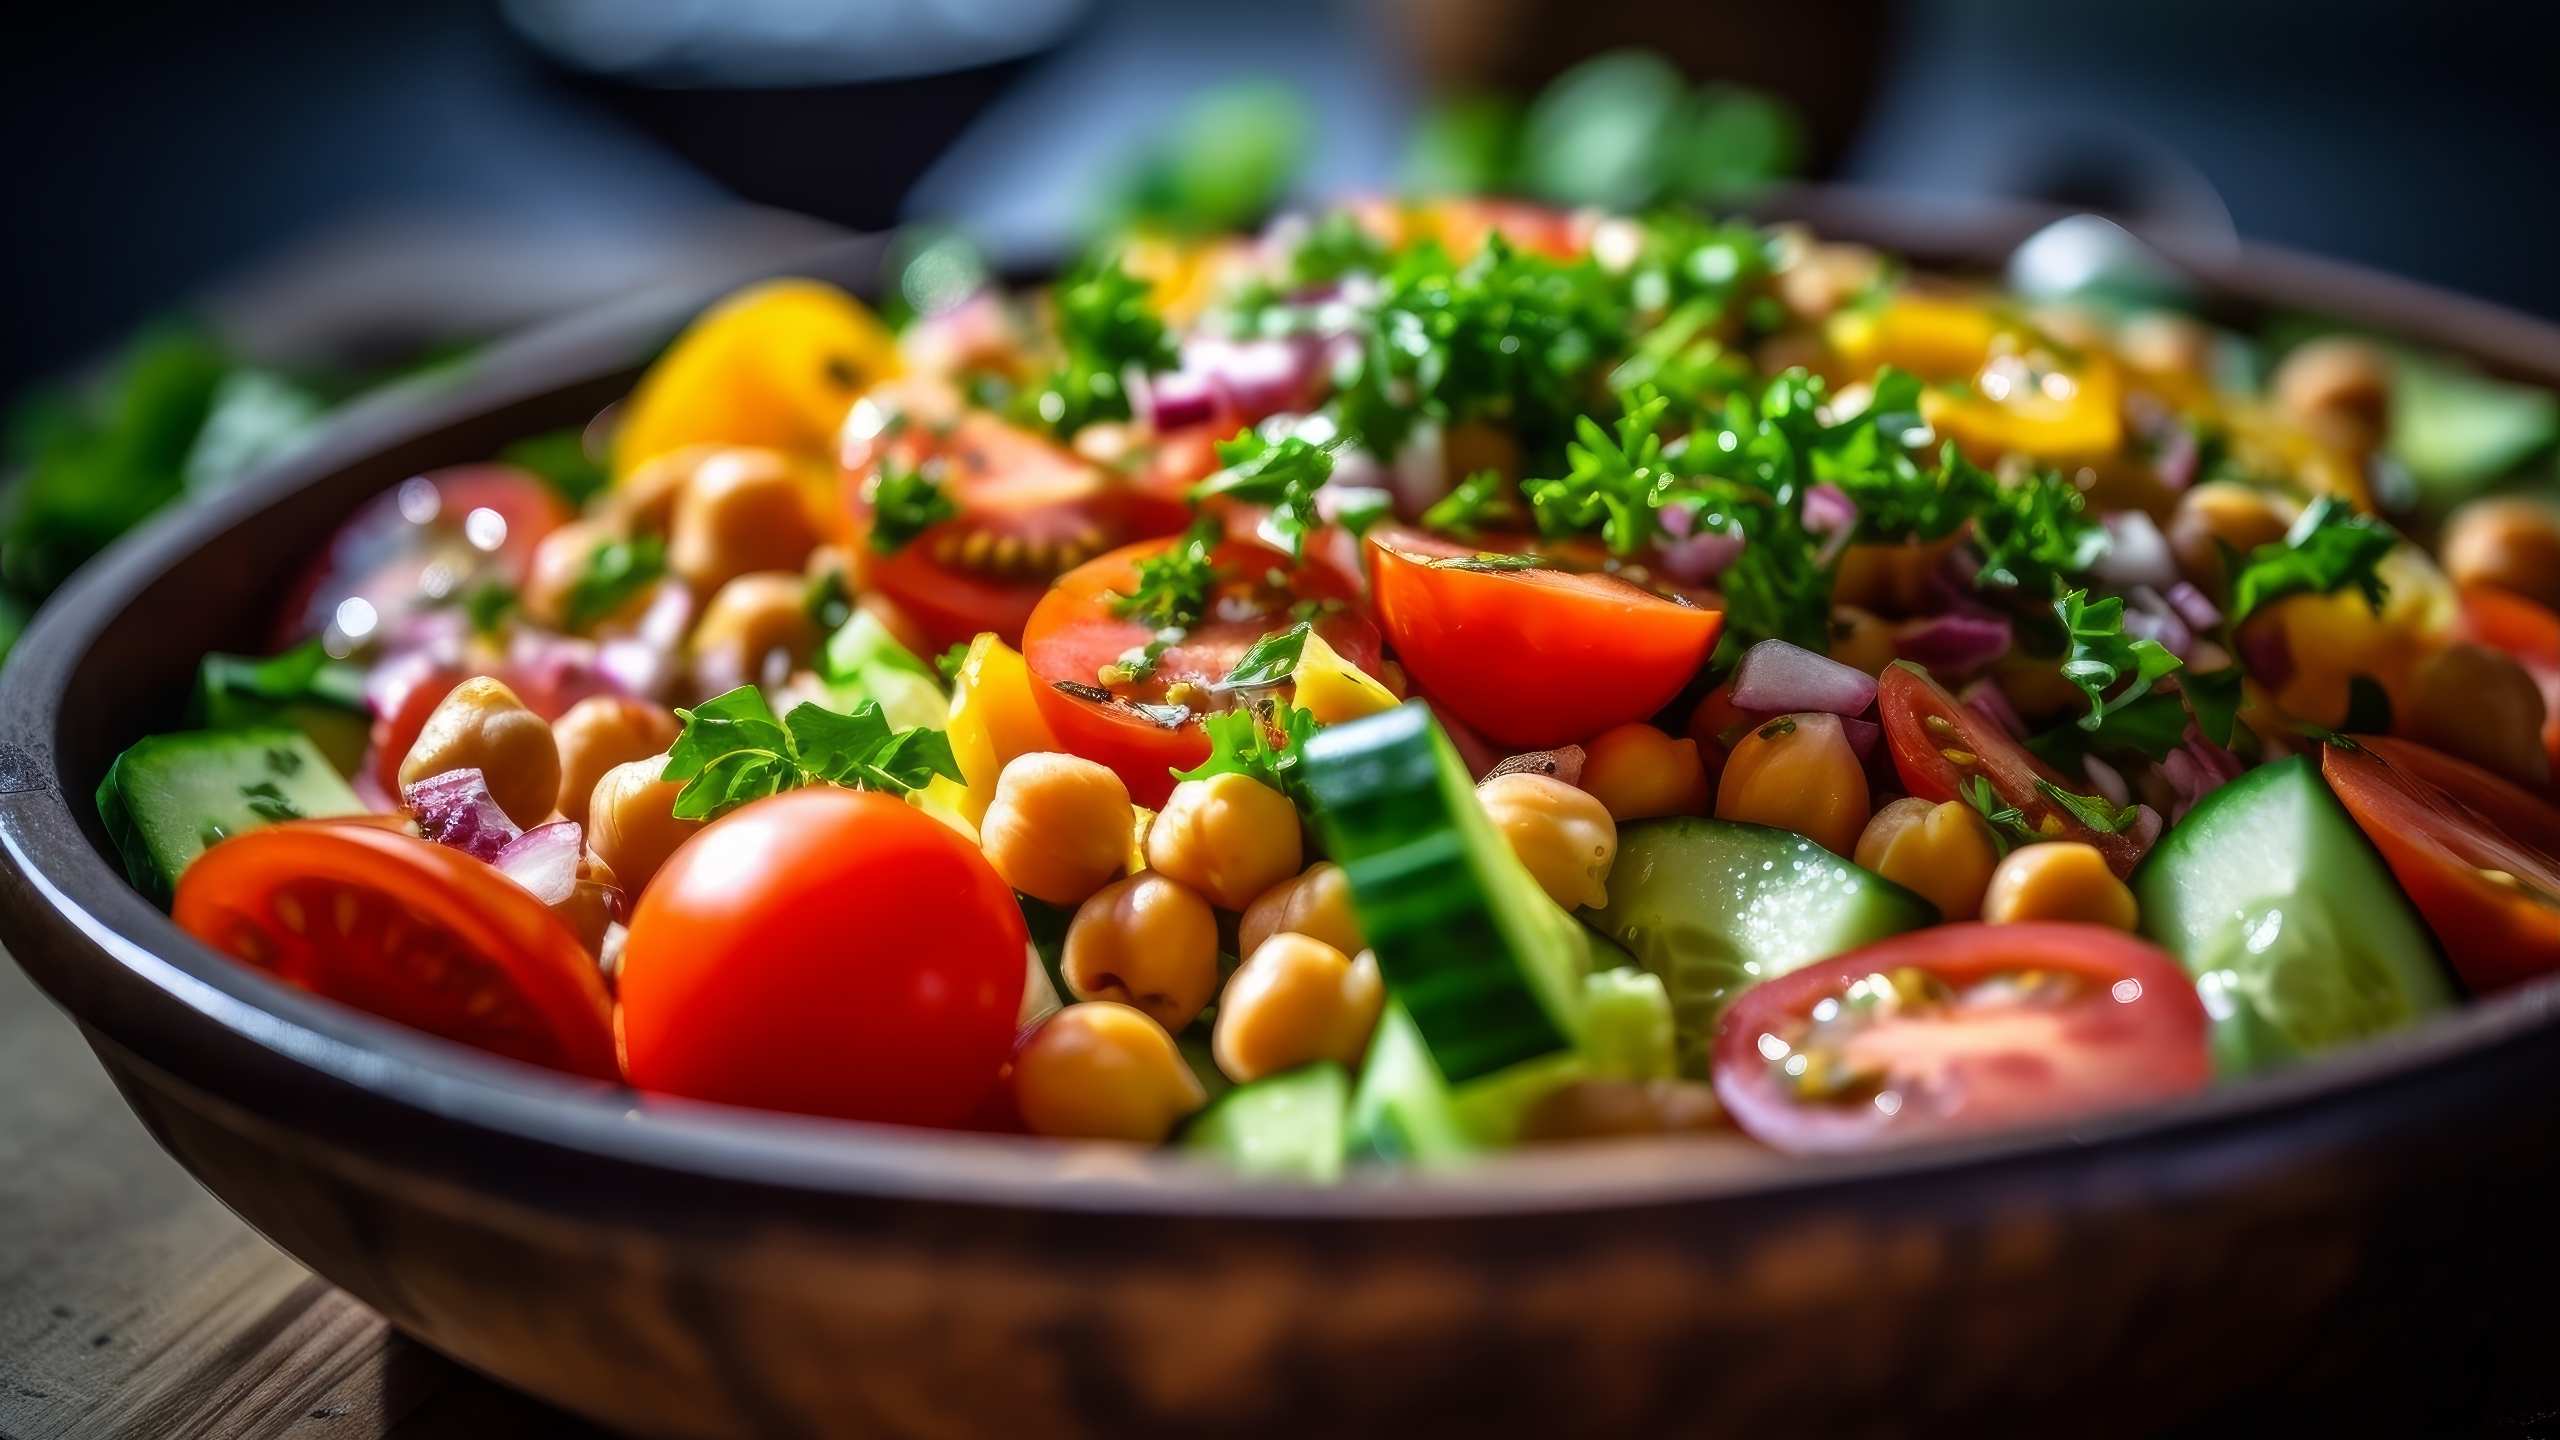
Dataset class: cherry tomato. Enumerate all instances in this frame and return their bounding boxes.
[1022,536,1382,806]
[1367,528,1723,749]
[173,821,617,1078]
[1877,663,2145,876]
[1712,923,2209,1154]
[274,466,569,649]
[2324,736,2560,993]
[2460,585,2560,779]
[844,383,1190,652]
[617,788,1028,1127]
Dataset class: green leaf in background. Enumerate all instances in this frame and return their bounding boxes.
[1404,93,1522,196]
[2389,356,2560,506]
[1517,50,1689,210]
[499,427,610,508]
[182,369,326,496]
[1669,85,1804,201]
[1106,82,1310,237]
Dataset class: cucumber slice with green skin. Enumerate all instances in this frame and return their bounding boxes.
[1586,817,1935,1075]
[1580,966,1676,1082]
[2134,755,2454,1074]
[1302,703,1585,1082]
[96,728,364,906]
[1184,1063,1349,1181]
[1348,1003,1473,1164]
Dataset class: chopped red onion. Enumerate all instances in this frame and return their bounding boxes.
[1731,640,1878,717]
[2153,425,2200,492]
[2122,586,2195,660]
[1130,366,1220,432]
[1657,525,1745,585]
[2160,732,2247,822]
[1803,483,1857,536]
[1840,716,1882,763]
[2126,804,2165,853]
[404,768,521,861]
[2165,581,2222,631]
[1957,679,2030,740]
[1387,425,1450,519]
[1136,336,1323,431]
[1486,745,1587,787]
[2095,512,2180,591]
[2083,754,2131,808]
[506,629,623,714]
[1894,613,2014,675]
[494,821,584,906]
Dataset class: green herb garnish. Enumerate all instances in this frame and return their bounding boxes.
[663,685,961,821]
[1019,255,1178,436]
[1215,621,1312,690]
[1175,698,1319,797]
[499,428,609,507]
[562,534,666,631]
[2226,494,2396,624]
[1193,429,1337,560]
[2033,779,2142,835]
[1421,468,1515,537]
[864,458,957,555]
[1961,774,2034,855]
[1114,517,1222,629]
[2057,588,2184,733]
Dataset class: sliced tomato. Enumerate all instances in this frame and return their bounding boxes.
[1367,527,1723,749]
[275,465,570,648]
[844,385,1189,652]
[2460,585,2560,779]
[1022,535,1381,806]
[173,821,617,1078]
[1712,923,2208,1154]
[2324,736,2560,993]
[1877,662,2145,876]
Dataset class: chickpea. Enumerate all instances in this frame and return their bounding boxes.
[609,444,719,535]
[2116,311,2215,379]
[690,571,822,693]
[1059,873,1221,1032]
[1476,773,1617,911]
[1981,842,2138,929]
[1829,605,1899,675]
[2443,497,2560,612]
[1854,797,2000,921]
[2273,336,2393,453]
[667,448,825,595]
[2168,481,2298,592]
[553,695,680,825]
[2405,643,2550,786]
[1011,1002,1206,1143]
[1581,722,1713,823]
[1716,713,1870,856]
[1239,861,1364,960]
[520,517,622,630]
[586,753,702,895]
[982,753,1135,905]
[1144,771,1302,910]
[1212,935,1385,1084]
[1776,241,1884,321]
[399,676,561,829]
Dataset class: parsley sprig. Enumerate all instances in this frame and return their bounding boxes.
[1193,429,1337,559]
[2227,494,2395,624]
[562,534,666,631]
[1175,697,1318,797]
[1522,387,1680,552]
[663,686,961,821]
[1020,255,1178,437]
[1113,517,1222,629]
[864,458,956,555]
[2057,588,2184,733]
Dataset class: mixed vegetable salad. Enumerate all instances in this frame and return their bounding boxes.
[96,197,2560,1176]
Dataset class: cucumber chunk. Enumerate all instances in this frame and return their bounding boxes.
[1302,703,1585,1082]
[96,728,364,905]
[2135,755,2454,1074]
[1184,1063,1349,1181]
[1348,1003,1474,1165]
[1586,817,1935,1074]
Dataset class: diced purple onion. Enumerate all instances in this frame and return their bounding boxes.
[2122,586,2195,660]
[1135,336,1323,431]
[2165,581,2222,632]
[1486,745,1588,787]
[1387,426,1451,519]
[404,768,521,862]
[2126,804,2165,853]
[1731,639,1879,717]
[1130,367,1220,432]
[2153,425,2199,493]
[1657,525,1745,585]
[494,821,584,906]
[507,629,624,712]
[1957,680,2030,740]
[2094,512,2180,592]
[2083,754,2131,808]
[1840,716,1882,763]
[2159,732,2248,822]
[1894,612,2015,675]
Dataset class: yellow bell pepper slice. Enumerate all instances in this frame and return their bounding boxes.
[1291,630,1400,725]
[942,632,1062,825]
[613,279,902,481]
[1923,349,2124,463]
[1828,295,2003,382]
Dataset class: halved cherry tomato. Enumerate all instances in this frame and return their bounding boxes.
[173,821,617,1078]
[1367,527,1722,749]
[2460,585,2560,778]
[275,466,570,649]
[843,387,1193,652]
[1877,662,2145,876]
[618,788,1027,1127]
[1712,923,2209,1154]
[2324,736,2560,993]
[1022,535,1381,806]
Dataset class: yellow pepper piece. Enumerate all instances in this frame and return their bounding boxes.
[943,633,1063,824]
[2269,543,2458,727]
[1291,630,1399,725]
[613,279,903,481]
[1828,294,2002,381]
[1128,804,1156,874]
[1923,349,2124,463]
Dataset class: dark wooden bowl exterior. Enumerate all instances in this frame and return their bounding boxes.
[7,200,2560,1437]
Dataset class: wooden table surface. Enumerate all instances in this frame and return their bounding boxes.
[0,956,610,1440]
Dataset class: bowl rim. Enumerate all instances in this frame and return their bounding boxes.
[9,192,2560,1222]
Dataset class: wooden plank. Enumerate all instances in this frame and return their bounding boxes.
[0,956,601,1440]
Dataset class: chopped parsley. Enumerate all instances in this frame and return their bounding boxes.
[1175,697,1319,798]
[1019,255,1178,437]
[1193,429,1337,559]
[864,458,956,555]
[2034,779,2143,835]
[461,579,517,638]
[2226,494,2396,624]
[1961,774,2033,855]
[2056,588,2184,733]
[1421,468,1516,537]
[663,685,961,821]
[1214,620,1311,690]
[1522,387,1679,553]
[562,534,665,631]
[1114,517,1222,629]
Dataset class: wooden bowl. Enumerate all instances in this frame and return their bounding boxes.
[6,199,2560,1437]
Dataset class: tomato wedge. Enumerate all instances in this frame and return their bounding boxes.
[2324,736,2560,993]
[275,465,570,649]
[2460,585,2560,779]
[1877,662,2145,876]
[173,821,618,1078]
[1022,535,1381,805]
[1367,528,1723,749]
[1712,923,2208,1154]
[844,383,1190,651]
